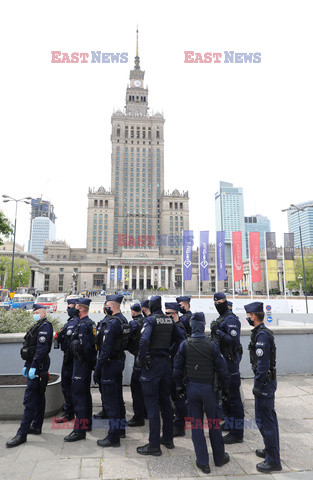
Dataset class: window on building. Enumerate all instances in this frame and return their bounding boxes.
[93,274,104,287]
[44,274,50,292]
[99,200,103,207]
[60,268,64,272]
[105,200,108,207]
[94,199,98,207]
[58,274,64,292]
[148,127,151,139]
[73,268,78,272]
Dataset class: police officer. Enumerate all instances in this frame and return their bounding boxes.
[6,304,53,448]
[128,303,146,427]
[140,299,151,318]
[176,295,192,336]
[137,295,185,456]
[165,302,187,437]
[210,292,244,444]
[173,312,230,474]
[94,294,130,447]
[55,298,80,423]
[244,302,282,473]
[64,298,97,442]
[227,300,233,312]
[93,301,110,420]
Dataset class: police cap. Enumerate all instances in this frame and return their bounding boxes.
[131,303,141,312]
[33,304,47,311]
[214,292,226,301]
[176,296,191,303]
[165,302,180,312]
[244,302,264,313]
[106,294,123,304]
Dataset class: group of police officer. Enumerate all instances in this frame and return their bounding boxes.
[6,292,282,474]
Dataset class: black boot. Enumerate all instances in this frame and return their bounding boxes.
[160,437,175,449]
[29,426,42,435]
[137,444,162,456]
[55,412,75,423]
[128,417,145,427]
[173,425,185,437]
[215,452,230,467]
[64,431,86,442]
[256,461,282,473]
[196,461,210,474]
[223,433,243,444]
[6,435,27,448]
[97,437,120,448]
[93,409,107,419]
[256,448,266,458]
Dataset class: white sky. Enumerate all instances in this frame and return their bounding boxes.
[0,0,312,250]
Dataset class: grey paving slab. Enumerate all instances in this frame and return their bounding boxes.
[147,456,198,478]
[101,457,149,479]
[31,458,81,480]
[81,466,101,478]
[0,458,36,480]
[272,472,313,480]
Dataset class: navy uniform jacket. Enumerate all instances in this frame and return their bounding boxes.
[74,316,97,368]
[169,320,187,359]
[215,310,241,371]
[179,310,192,336]
[252,324,277,396]
[60,316,80,353]
[173,338,230,389]
[96,312,128,370]
[138,309,185,365]
[25,319,53,371]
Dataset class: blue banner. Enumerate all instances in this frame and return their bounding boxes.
[183,230,193,281]
[110,267,115,282]
[216,231,227,281]
[200,231,209,281]
[117,267,122,282]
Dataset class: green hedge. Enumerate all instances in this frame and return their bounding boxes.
[0,309,63,334]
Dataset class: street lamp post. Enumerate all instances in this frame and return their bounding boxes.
[2,195,32,292]
[72,272,78,294]
[298,275,303,296]
[282,203,313,314]
[17,271,23,289]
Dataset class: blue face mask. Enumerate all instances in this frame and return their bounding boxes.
[33,314,41,322]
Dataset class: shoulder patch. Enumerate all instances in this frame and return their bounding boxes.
[256,348,264,357]
[230,329,237,337]
[39,336,46,343]
[66,329,72,336]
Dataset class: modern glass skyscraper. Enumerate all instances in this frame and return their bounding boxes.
[288,201,313,248]
[215,181,246,262]
[30,217,56,260]
[245,214,271,258]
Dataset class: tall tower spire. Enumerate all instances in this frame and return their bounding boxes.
[135,25,140,70]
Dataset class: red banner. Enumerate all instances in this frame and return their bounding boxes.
[232,231,243,282]
[250,232,262,283]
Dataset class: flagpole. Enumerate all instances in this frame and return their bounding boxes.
[248,233,253,299]
[198,231,201,299]
[215,232,218,294]
[231,233,235,300]
[264,232,269,299]
[181,229,184,296]
[282,237,287,300]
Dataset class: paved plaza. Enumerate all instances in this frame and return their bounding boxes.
[1,375,313,479]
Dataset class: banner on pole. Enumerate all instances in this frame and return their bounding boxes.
[266,232,278,281]
[183,230,193,281]
[250,232,262,283]
[216,231,227,281]
[284,233,296,281]
[117,267,122,282]
[200,231,209,281]
[110,267,115,282]
[125,268,129,282]
[232,231,243,282]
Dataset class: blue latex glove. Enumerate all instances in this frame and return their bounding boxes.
[28,368,36,380]
[22,367,28,377]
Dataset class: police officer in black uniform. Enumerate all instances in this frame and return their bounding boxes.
[244,302,282,473]
[94,294,130,447]
[165,302,187,437]
[64,298,97,442]
[210,292,244,444]
[6,304,53,448]
[176,295,192,336]
[173,311,230,474]
[128,303,146,427]
[93,300,110,420]
[136,295,185,456]
[55,298,80,423]
[140,299,150,318]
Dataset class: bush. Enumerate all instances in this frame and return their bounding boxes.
[0,309,63,334]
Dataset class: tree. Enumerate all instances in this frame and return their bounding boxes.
[287,254,313,295]
[0,211,13,245]
[0,257,31,291]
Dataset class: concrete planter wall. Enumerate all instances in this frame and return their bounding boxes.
[0,373,63,420]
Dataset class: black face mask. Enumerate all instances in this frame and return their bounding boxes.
[247,317,254,327]
[142,310,148,317]
[105,307,113,316]
[67,307,76,318]
[179,306,186,314]
[215,302,229,316]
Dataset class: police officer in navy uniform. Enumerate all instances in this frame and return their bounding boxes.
[176,295,192,336]
[165,302,187,437]
[244,302,282,474]
[6,304,53,448]
[136,295,185,456]
[140,299,151,318]
[55,298,80,423]
[227,300,233,312]
[94,294,130,447]
[210,292,244,444]
[93,300,110,420]
[173,312,230,474]
[128,303,146,427]
[64,298,97,442]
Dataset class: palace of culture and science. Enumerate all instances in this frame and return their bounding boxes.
[41,33,194,294]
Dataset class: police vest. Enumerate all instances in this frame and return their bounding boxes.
[248,323,276,375]
[70,319,97,356]
[149,314,173,349]
[127,315,144,355]
[109,316,131,354]
[96,317,109,352]
[20,319,52,362]
[185,338,215,382]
